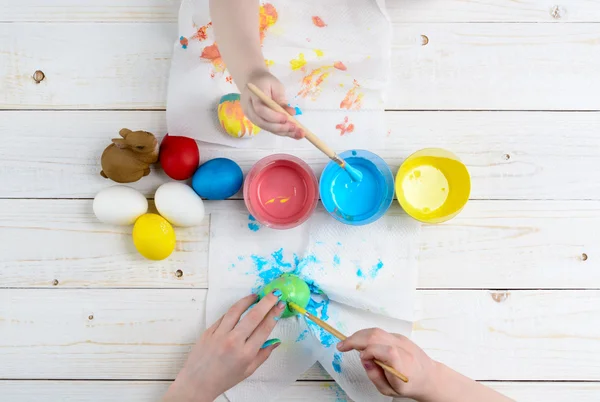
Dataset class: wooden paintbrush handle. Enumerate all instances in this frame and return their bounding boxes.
[298,306,409,383]
[246,83,344,167]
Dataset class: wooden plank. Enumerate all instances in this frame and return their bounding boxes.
[2,23,600,110]
[1,200,597,289]
[2,380,600,402]
[2,111,600,200]
[2,289,600,380]
[2,0,600,22]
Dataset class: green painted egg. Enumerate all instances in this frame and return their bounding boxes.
[259,274,310,318]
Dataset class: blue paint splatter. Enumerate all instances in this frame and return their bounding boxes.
[296,329,309,342]
[288,104,303,116]
[356,268,365,278]
[237,256,245,261]
[333,255,340,267]
[305,294,335,347]
[332,352,343,373]
[248,215,260,231]
[369,259,384,278]
[336,241,342,246]
[272,248,293,269]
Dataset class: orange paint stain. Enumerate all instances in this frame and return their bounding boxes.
[298,66,332,100]
[201,43,226,74]
[259,3,278,45]
[312,16,327,27]
[336,116,355,136]
[333,61,347,71]
[340,79,364,110]
[190,21,212,42]
[225,76,233,84]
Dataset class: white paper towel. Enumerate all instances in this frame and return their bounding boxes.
[167,0,392,149]
[207,210,421,402]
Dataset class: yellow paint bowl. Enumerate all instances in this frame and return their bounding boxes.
[395,148,470,223]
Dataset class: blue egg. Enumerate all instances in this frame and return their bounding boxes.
[192,158,243,200]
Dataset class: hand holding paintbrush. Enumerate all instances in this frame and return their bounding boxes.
[246,83,363,182]
[288,301,409,383]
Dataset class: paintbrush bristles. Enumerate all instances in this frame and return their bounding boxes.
[288,301,409,383]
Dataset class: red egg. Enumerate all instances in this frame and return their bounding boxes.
[159,134,200,180]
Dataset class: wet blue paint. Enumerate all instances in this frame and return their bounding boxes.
[294,106,303,116]
[344,162,363,182]
[320,150,394,226]
[332,353,343,373]
[333,255,340,267]
[356,268,365,278]
[261,338,281,349]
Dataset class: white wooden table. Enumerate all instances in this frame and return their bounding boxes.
[1,1,600,400]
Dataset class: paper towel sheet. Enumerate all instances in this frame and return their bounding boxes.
[167,0,392,149]
[207,210,421,402]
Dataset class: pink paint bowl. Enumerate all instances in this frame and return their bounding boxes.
[244,154,318,230]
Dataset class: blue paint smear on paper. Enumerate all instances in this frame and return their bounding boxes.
[296,329,309,342]
[356,267,365,278]
[248,214,260,231]
[333,255,340,267]
[332,352,343,373]
[370,259,384,278]
[243,247,342,348]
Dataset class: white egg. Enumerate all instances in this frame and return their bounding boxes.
[93,185,148,225]
[155,182,205,227]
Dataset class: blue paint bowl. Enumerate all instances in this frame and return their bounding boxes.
[320,150,394,226]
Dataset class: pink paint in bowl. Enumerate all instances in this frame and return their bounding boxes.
[244,154,318,230]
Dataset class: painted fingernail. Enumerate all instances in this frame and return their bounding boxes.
[277,301,286,309]
[261,338,281,349]
[363,362,374,370]
[272,289,282,298]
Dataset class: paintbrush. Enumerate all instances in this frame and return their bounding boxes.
[288,301,409,383]
[246,83,363,182]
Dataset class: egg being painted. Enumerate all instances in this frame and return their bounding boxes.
[93,185,148,225]
[132,213,176,260]
[155,182,205,227]
[192,158,243,200]
[218,93,261,138]
[259,274,310,318]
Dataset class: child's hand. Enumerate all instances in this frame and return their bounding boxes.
[163,293,285,402]
[241,71,303,139]
[337,328,438,400]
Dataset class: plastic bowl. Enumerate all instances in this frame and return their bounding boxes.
[319,150,394,226]
[395,148,470,223]
[244,154,319,230]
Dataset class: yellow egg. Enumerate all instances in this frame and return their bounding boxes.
[132,213,176,260]
[218,93,261,138]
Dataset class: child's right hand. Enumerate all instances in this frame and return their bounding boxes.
[337,328,438,400]
[241,70,303,139]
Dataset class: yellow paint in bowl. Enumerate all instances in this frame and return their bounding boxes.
[395,148,470,223]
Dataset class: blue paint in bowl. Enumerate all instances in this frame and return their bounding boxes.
[320,150,394,225]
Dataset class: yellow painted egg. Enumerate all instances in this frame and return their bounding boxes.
[132,213,176,260]
[395,148,470,224]
[218,93,261,138]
